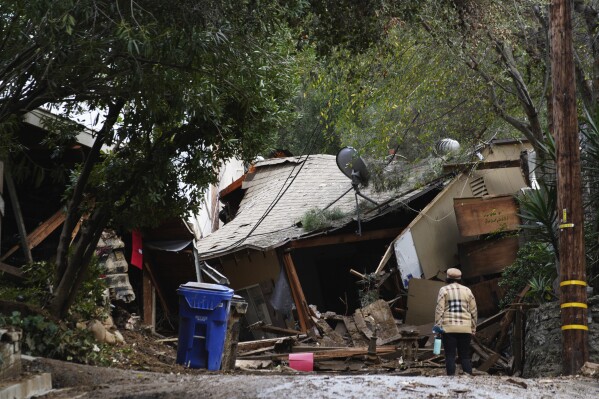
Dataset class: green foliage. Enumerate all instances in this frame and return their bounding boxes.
[527,275,555,304]
[0,259,108,321]
[0,311,111,365]
[499,241,556,307]
[305,19,496,162]
[517,183,558,254]
[69,258,110,321]
[300,207,345,232]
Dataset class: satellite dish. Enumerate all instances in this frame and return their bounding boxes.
[335,146,378,236]
[336,146,370,186]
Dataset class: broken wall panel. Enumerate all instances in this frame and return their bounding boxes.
[454,195,520,237]
[469,278,506,317]
[408,175,473,280]
[393,228,422,287]
[458,236,519,279]
[405,278,445,326]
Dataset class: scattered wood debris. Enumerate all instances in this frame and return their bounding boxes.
[234,299,517,375]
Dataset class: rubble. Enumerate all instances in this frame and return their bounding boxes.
[233,299,515,375]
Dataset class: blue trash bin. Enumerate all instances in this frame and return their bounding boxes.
[176,282,234,370]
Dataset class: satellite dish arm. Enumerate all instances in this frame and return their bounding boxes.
[351,170,378,205]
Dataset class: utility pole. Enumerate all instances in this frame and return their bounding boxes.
[550,0,589,375]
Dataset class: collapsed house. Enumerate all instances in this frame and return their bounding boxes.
[192,139,534,360]
[0,110,138,312]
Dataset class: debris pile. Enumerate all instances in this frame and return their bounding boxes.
[233,298,516,375]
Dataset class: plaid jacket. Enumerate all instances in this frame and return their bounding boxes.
[434,282,478,334]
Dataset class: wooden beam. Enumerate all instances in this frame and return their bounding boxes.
[349,269,366,279]
[442,159,521,174]
[240,345,397,361]
[238,336,305,353]
[143,260,170,318]
[3,168,32,263]
[281,250,313,332]
[249,321,302,337]
[142,267,155,329]
[512,306,524,375]
[494,285,529,352]
[288,227,403,249]
[375,242,395,275]
[0,209,66,262]
[0,261,23,278]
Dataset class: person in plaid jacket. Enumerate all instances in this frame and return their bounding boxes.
[434,268,478,375]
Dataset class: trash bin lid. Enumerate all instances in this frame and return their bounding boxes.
[179,281,232,293]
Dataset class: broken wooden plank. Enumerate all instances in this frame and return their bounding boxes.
[349,269,366,279]
[0,261,23,278]
[495,286,530,352]
[238,336,304,353]
[375,243,395,275]
[241,345,397,361]
[0,209,66,262]
[471,340,509,369]
[249,321,302,337]
[143,260,170,317]
[142,267,154,328]
[282,250,312,332]
[315,360,363,372]
[237,345,276,357]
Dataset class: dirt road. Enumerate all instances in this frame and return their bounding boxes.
[26,357,599,399]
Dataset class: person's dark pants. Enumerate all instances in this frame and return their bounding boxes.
[442,333,473,375]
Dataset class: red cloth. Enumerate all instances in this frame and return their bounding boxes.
[131,230,143,269]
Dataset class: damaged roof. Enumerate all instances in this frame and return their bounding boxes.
[195,154,446,260]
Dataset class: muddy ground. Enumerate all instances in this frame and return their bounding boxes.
[17,329,599,399]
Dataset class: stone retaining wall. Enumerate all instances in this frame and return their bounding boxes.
[523,295,599,377]
[0,327,22,380]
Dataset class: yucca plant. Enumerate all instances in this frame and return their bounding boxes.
[526,275,556,304]
[517,182,558,256]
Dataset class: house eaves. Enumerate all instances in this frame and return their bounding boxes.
[22,109,112,151]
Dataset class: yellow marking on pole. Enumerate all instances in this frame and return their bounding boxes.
[561,325,589,331]
[559,223,574,229]
[560,302,587,309]
[559,280,587,287]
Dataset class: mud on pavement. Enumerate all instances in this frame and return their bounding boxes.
[25,357,599,399]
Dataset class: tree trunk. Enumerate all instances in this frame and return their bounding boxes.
[49,101,123,319]
[54,101,123,283]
